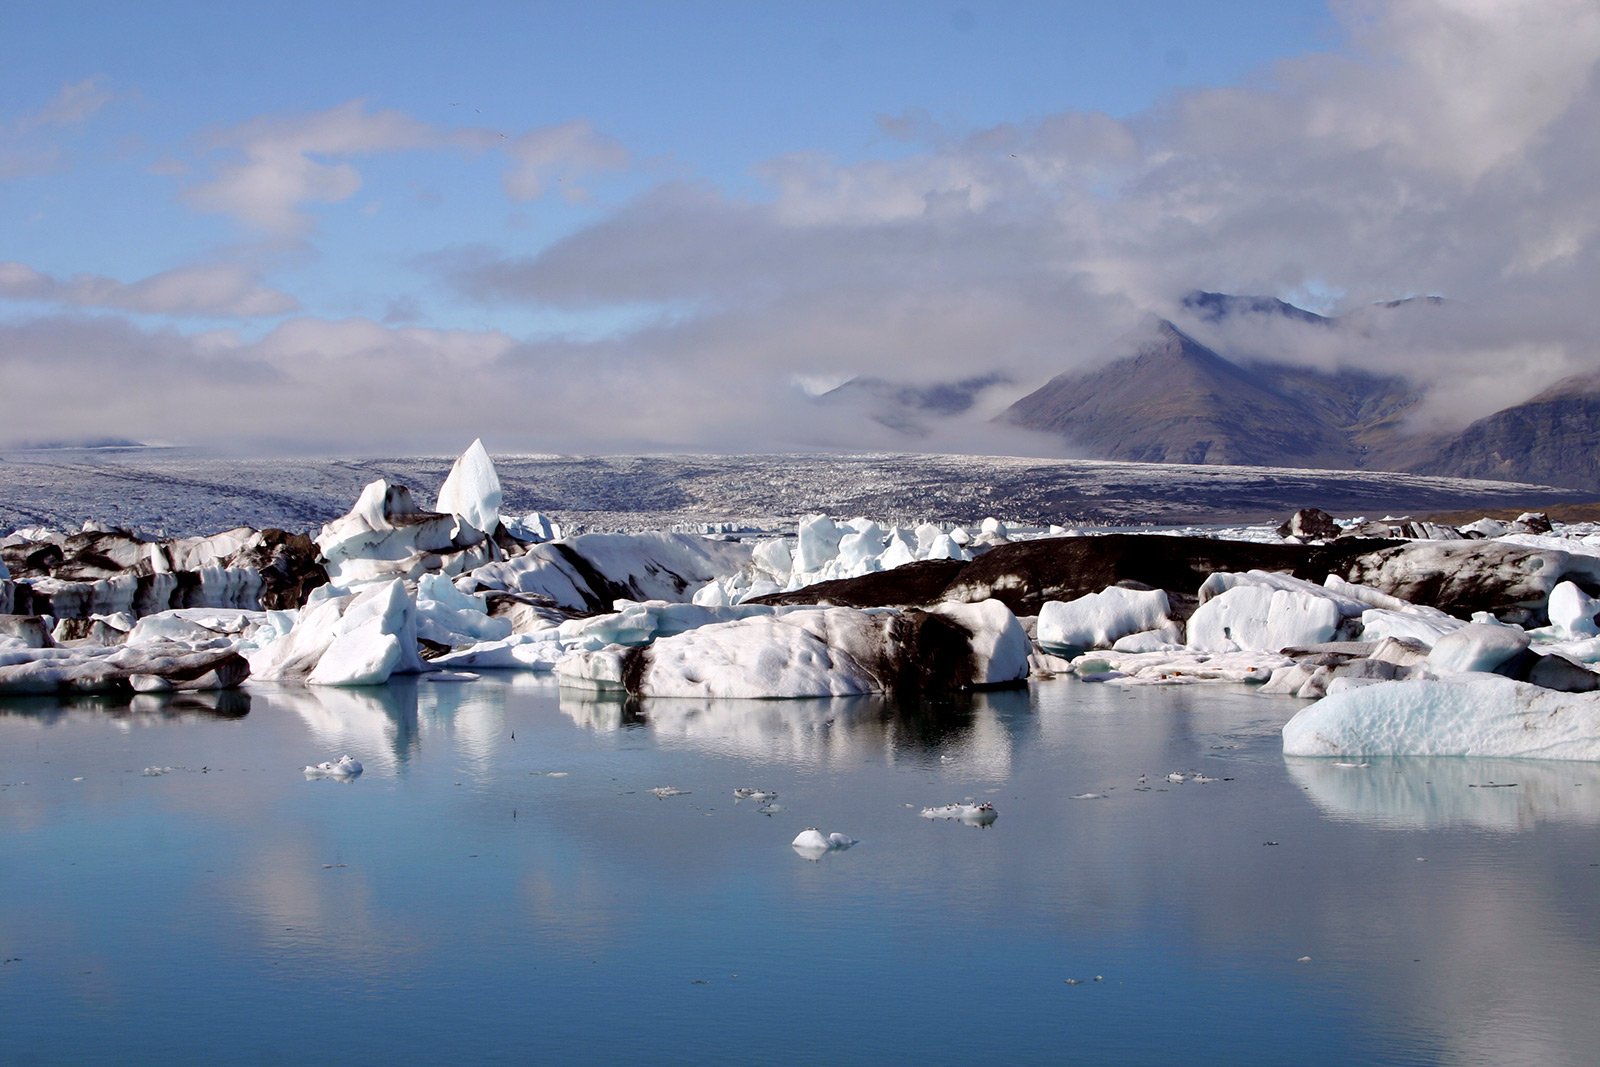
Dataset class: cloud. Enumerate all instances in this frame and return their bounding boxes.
[12,0,1600,458]
[184,100,443,235]
[184,101,630,236]
[0,76,115,180]
[0,261,298,318]
[428,0,1600,445]
[503,120,628,201]
[15,77,115,133]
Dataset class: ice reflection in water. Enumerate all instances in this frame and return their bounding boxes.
[558,684,1030,777]
[1286,755,1600,830]
[4,674,1600,1065]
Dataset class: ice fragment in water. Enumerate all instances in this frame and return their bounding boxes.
[303,755,363,780]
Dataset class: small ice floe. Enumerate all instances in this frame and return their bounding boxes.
[757,803,784,816]
[791,827,856,860]
[426,671,479,683]
[1297,956,1313,964]
[1071,792,1107,800]
[1165,771,1223,785]
[1332,762,1370,769]
[920,801,998,826]
[303,755,363,780]
[650,786,690,798]
[734,787,778,802]
[143,767,173,777]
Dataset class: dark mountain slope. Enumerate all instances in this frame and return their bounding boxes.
[1004,320,1412,469]
[1408,372,1600,490]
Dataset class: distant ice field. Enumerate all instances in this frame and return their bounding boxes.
[1,447,1592,538]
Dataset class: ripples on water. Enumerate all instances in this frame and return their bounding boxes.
[3,677,1599,1065]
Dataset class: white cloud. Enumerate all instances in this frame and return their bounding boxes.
[503,120,628,201]
[11,0,1600,457]
[0,76,115,180]
[0,260,298,318]
[15,77,115,133]
[184,101,631,235]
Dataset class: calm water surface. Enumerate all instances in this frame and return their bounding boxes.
[3,676,1598,1065]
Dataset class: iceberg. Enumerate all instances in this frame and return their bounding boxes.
[433,438,502,538]
[557,601,1029,699]
[1282,675,1600,760]
[1036,586,1172,652]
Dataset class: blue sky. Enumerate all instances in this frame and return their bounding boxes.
[3,1,1598,454]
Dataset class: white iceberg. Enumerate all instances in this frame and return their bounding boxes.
[433,438,502,539]
[1282,675,1600,760]
[1036,586,1172,652]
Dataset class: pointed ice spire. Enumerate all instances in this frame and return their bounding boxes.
[436,438,502,535]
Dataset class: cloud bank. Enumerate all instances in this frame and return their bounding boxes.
[3,1,1599,455]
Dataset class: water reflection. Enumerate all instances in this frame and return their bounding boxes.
[0,687,250,723]
[558,685,1033,774]
[1287,755,1600,830]
[275,680,419,773]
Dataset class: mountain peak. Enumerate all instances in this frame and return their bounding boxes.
[1181,290,1329,325]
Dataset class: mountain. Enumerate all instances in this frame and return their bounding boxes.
[1002,319,1417,469]
[1408,371,1600,490]
[1182,290,1331,326]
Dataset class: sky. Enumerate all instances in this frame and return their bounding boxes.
[3,0,1598,456]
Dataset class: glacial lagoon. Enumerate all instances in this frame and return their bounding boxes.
[3,675,1599,1065]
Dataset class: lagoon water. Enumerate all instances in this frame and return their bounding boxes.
[4,676,1599,1065]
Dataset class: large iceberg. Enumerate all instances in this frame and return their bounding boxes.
[1282,675,1600,760]
[315,480,498,588]
[556,600,1029,699]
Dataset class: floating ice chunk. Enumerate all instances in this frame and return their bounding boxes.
[1425,622,1530,674]
[1037,586,1172,651]
[251,578,423,686]
[792,827,828,849]
[1199,570,1366,616]
[1187,585,1343,653]
[649,786,690,798]
[930,599,1032,686]
[1358,607,1463,647]
[1283,675,1600,760]
[791,827,855,859]
[1072,648,1290,685]
[303,755,363,780]
[1548,581,1600,639]
[1110,624,1184,653]
[434,438,502,537]
[920,801,998,826]
[565,601,1029,699]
